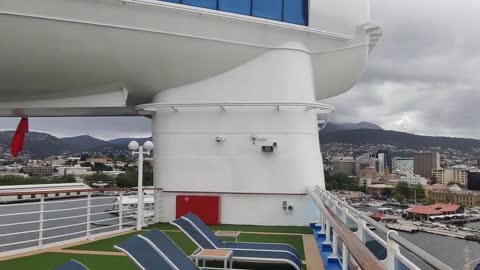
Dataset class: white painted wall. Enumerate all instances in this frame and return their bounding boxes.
[160,192,317,226]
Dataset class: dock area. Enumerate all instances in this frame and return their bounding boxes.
[385,222,419,233]
[384,219,480,241]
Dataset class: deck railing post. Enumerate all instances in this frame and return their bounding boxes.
[38,194,44,247]
[385,230,400,270]
[341,243,349,270]
[324,221,332,245]
[119,191,124,231]
[328,230,339,260]
[356,213,366,243]
[86,192,92,239]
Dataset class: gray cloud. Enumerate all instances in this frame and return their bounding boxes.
[326,0,480,139]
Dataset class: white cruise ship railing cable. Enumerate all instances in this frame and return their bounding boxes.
[309,186,454,270]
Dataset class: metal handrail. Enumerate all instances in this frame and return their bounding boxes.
[316,187,454,270]
[136,101,335,113]
[309,188,387,270]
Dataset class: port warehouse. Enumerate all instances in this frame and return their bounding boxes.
[0,183,92,203]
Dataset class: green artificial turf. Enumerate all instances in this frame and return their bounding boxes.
[0,253,137,270]
[67,230,305,260]
[67,231,198,255]
[148,223,313,234]
[0,252,307,270]
[238,233,305,260]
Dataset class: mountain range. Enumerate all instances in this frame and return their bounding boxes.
[0,122,479,158]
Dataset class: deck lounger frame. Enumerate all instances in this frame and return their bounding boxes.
[53,259,89,270]
[115,231,243,270]
[171,215,302,270]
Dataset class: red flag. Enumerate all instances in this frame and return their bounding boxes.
[10,117,29,157]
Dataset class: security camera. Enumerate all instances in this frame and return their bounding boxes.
[215,137,226,143]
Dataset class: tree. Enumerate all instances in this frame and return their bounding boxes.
[425,197,436,205]
[325,174,360,191]
[393,181,410,202]
[84,173,114,183]
[430,175,438,184]
[93,162,113,172]
[80,162,93,168]
[116,172,137,187]
[413,183,426,201]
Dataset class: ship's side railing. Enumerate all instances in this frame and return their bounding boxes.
[0,187,162,257]
[309,187,454,270]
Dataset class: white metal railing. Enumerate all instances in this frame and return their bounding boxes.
[135,101,335,114]
[310,187,454,270]
[0,188,162,256]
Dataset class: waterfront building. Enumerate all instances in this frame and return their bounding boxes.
[21,166,54,177]
[0,183,92,202]
[392,157,414,175]
[407,203,462,221]
[426,189,480,207]
[414,152,440,178]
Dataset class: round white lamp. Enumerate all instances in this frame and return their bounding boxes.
[143,141,154,152]
[128,140,140,151]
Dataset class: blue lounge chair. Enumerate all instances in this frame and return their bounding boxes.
[53,259,89,270]
[183,213,301,259]
[114,232,231,270]
[114,235,175,269]
[171,215,302,270]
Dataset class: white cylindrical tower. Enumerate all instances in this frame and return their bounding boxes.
[146,46,331,225]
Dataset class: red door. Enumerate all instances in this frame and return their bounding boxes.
[176,195,221,225]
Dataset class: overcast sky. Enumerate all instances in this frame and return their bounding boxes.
[0,0,478,140]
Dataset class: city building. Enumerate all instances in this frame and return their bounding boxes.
[392,157,414,175]
[56,166,94,176]
[358,166,378,187]
[0,183,92,203]
[366,184,395,196]
[407,203,462,221]
[86,158,113,164]
[332,157,356,176]
[355,155,379,176]
[399,175,428,186]
[426,186,480,207]
[414,152,440,178]
[468,171,480,190]
[376,149,392,174]
[21,166,54,177]
[432,168,468,186]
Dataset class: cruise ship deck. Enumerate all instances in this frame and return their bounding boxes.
[0,223,318,270]
[0,0,457,269]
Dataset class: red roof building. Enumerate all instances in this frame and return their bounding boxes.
[407,203,462,220]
